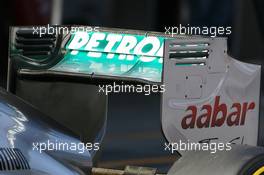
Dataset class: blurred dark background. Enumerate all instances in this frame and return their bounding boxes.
[0,0,264,173]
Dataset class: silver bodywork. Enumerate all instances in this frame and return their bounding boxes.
[0,87,92,174]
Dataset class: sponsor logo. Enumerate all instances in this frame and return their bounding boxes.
[181,96,255,129]
[66,31,164,62]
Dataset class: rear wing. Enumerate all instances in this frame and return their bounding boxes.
[8,26,261,152]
